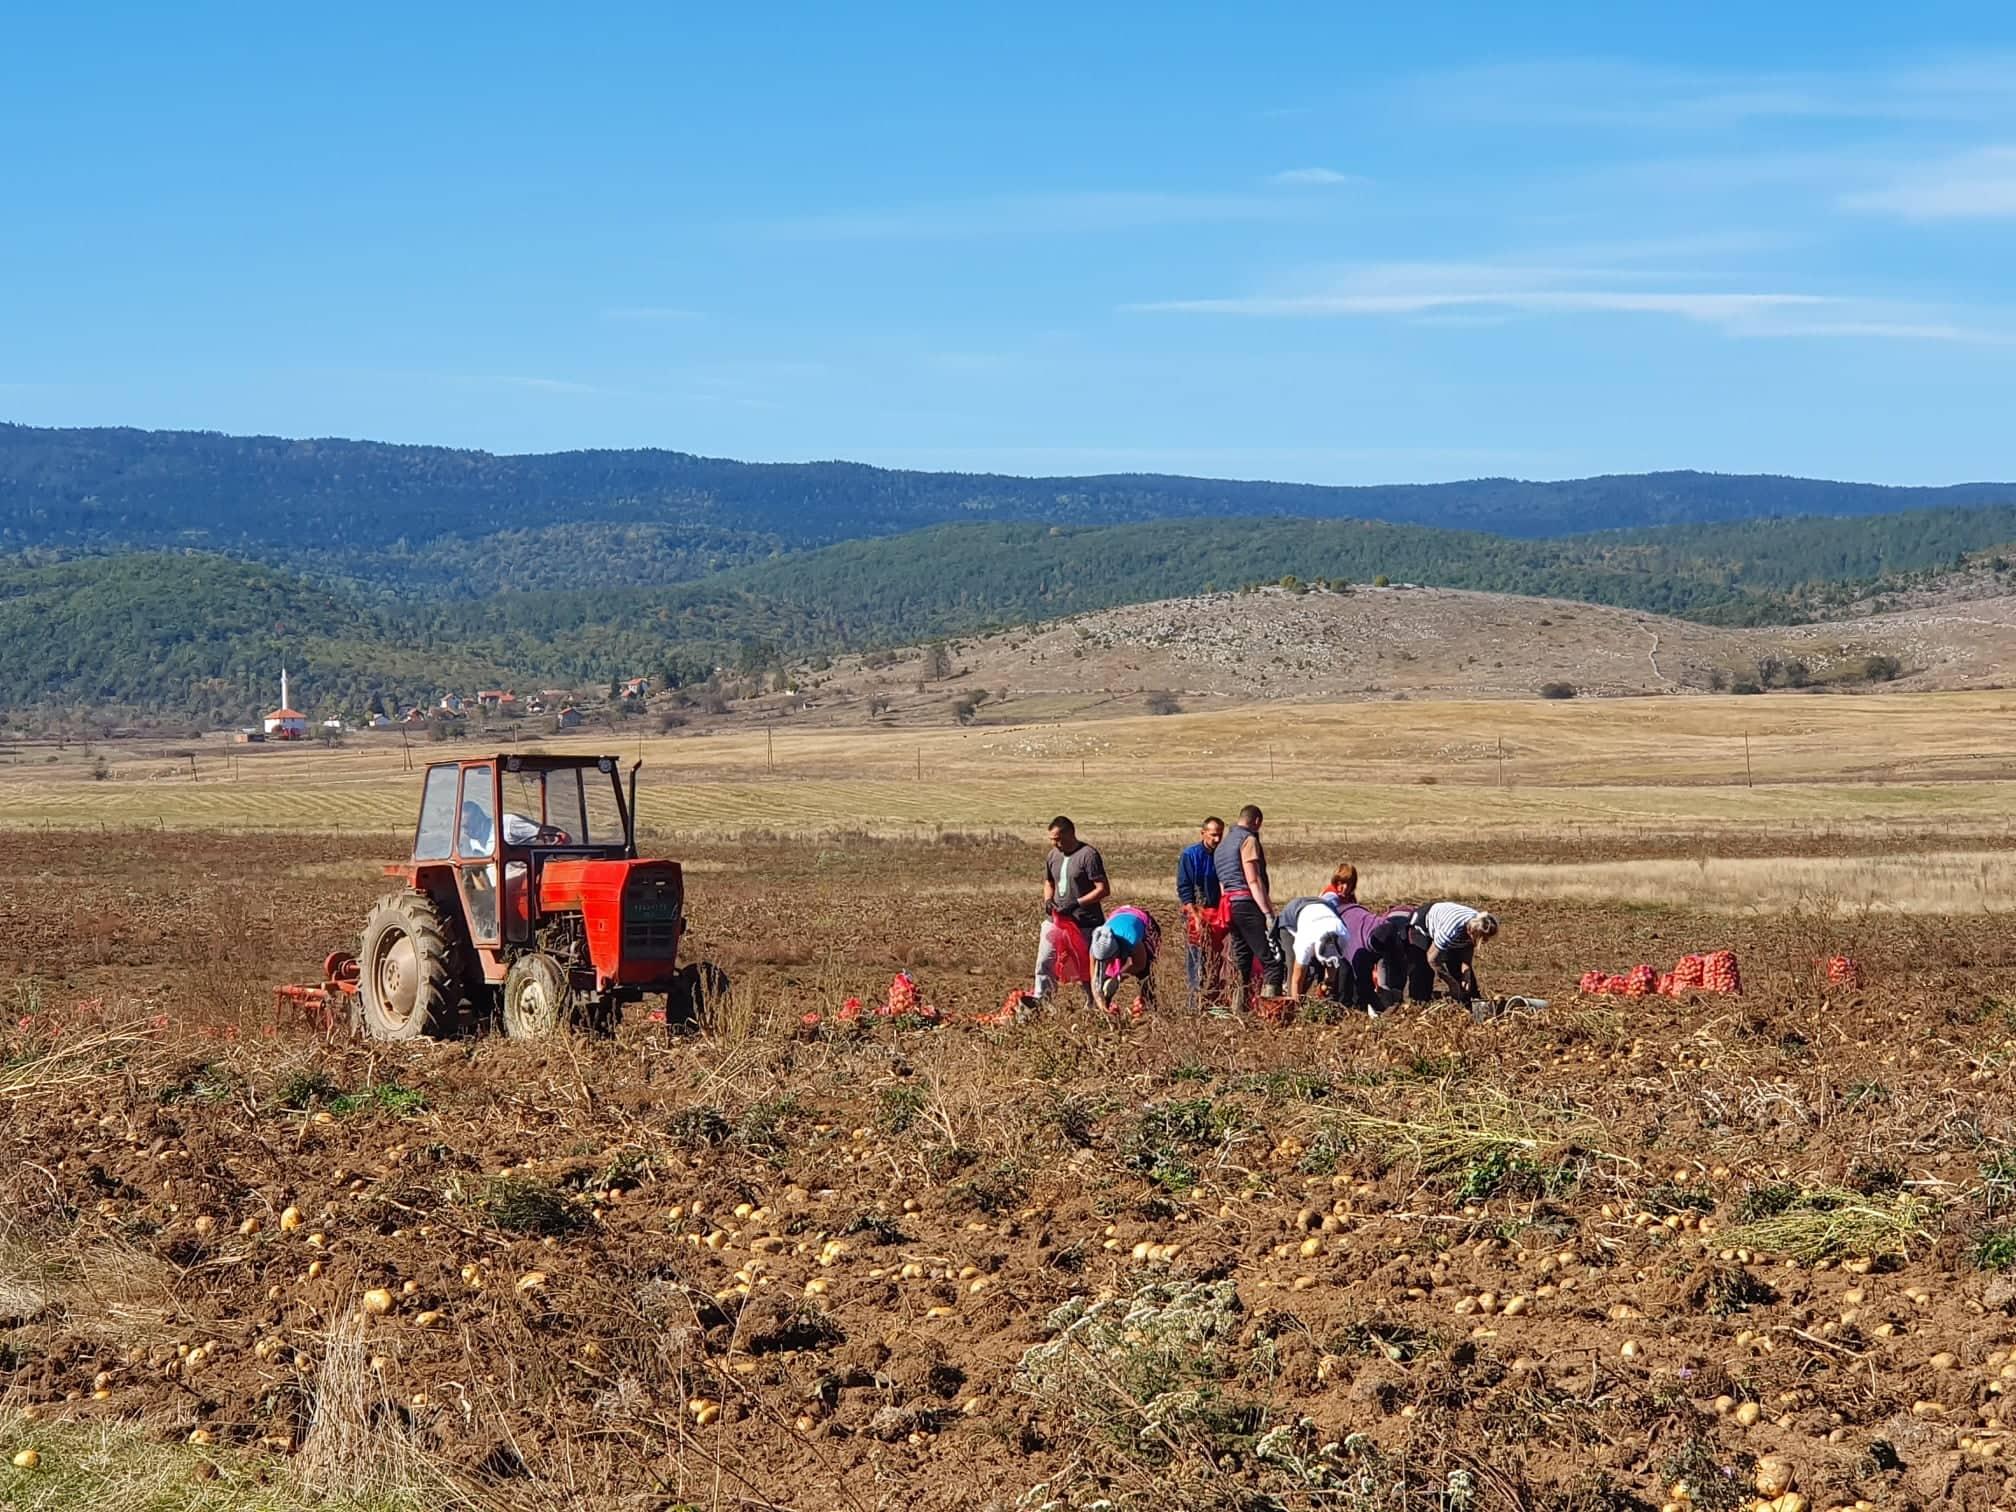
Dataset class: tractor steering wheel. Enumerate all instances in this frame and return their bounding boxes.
[532,824,572,845]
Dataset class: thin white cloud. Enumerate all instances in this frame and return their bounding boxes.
[1266,167,1362,187]
[601,306,706,322]
[1143,287,1828,322]
[1129,259,2009,343]
[460,375,602,395]
[759,189,1318,241]
[1402,54,2016,130]
[1840,145,2016,219]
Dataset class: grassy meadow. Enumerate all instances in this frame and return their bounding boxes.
[6,691,2016,845]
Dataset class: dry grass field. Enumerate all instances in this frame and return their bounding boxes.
[9,689,2016,840]
[6,690,2016,1511]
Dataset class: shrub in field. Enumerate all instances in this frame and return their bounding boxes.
[665,1104,733,1147]
[1038,1090,1100,1148]
[736,1093,803,1155]
[328,1081,426,1117]
[1321,1087,1601,1192]
[156,1062,242,1105]
[949,1158,1028,1215]
[273,1068,341,1110]
[1121,1097,1245,1194]
[1974,1225,2016,1272]
[1235,1068,1331,1104]
[1017,1280,1254,1462]
[1018,1284,1466,1509]
[481,1176,584,1237]
[1721,1187,1930,1263]
[1983,1150,2016,1218]
[876,1084,928,1133]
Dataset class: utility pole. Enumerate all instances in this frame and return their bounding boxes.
[1744,733,1753,789]
[767,725,774,773]
[1497,736,1505,790]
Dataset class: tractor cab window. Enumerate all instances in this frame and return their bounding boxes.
[582,765,624,846]
[540,769,587,843]
[415,766,458,860]
[499,762,625,847]
[457,765,497,858]
[508,768,580,846]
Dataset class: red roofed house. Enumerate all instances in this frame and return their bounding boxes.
[263,669,308,740]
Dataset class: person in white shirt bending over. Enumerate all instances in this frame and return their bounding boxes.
[1274,895,1346,1001]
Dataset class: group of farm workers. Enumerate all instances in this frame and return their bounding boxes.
[1024,808,1500,1020]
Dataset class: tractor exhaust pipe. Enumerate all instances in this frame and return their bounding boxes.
[626,760,642,858]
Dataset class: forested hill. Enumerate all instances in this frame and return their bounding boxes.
[4,423,2014,595]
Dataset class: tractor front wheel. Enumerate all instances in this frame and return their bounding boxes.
[357,892,461,1041]
[502,953,572,1040]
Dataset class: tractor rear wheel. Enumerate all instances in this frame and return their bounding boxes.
[358,892,461,1041]
[502,953,571,1040]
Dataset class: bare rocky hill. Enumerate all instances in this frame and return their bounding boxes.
[766,584,2016,725]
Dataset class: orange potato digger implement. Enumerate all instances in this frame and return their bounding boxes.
[279,752,723,1040]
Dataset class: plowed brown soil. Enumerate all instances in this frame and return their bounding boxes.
[6,830,2016,1512]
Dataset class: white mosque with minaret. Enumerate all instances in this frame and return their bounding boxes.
[263,668,308,740]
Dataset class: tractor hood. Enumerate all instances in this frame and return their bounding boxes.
[538,858,685,988]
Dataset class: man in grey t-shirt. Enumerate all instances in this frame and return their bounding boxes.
[1028,815,1109,1007]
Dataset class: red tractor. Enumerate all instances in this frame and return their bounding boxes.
[292,754,716,1040]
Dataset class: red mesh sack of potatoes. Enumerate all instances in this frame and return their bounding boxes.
[1656,972,1676,997]
[882,971,920,1017]
[1042,919,1091,985]
[1579,971,1608,996]
[1826,955,1862,988]
[1251,995,1295,1026]
[1621,964,1659,997]
[1704,950,1742,994]
[1671,954,1707,991]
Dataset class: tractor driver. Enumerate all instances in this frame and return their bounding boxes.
[459,798,497,857]
[459,800,546,854]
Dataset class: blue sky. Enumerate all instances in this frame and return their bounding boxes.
[4,2,2015,484]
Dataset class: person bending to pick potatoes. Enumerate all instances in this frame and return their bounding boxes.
[1090,904,1162,1017]
[1409,903,1500,1019]
[1275,894,1345,1001]
[1026,815,1109,1010]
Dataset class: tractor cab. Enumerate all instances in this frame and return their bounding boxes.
[410,754,637,948]
[342,752,710,1042]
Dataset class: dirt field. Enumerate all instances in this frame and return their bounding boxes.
[6,788,2016,1511]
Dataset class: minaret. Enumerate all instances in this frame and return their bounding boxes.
[281,667,290,710]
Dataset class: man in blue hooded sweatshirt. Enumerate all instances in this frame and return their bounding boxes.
[1175,815,1226,1009]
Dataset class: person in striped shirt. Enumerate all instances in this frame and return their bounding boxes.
[1408,902,1499,1016]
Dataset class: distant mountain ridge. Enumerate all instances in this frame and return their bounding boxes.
[4,423,2013,598]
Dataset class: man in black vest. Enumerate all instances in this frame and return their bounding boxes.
[1212,804,1283,1002]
